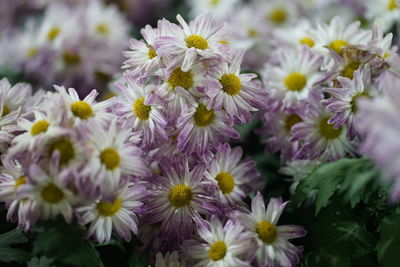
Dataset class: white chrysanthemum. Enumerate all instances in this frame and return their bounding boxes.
[365,0,400,32]
[259,0,299,28]
[187,0,240,21]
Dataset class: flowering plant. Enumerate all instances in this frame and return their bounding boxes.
[0,0,399,266]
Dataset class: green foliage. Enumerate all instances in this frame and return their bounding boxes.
[31,218,104,267]
[27,256,55,267]
[377,210,400,267]
[0,228,30,264]
[292,157,383,214]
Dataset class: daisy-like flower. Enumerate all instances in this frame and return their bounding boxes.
[291,89,354,161]
[76,182,146,243]
[274,20,316,49]
[262,46,324,107]
[81,119,150,198]
[205,50,267,123]
[0,155,33,231]
[258,102,306,160]
[365,0,400,32]
[259,0,299,28]
[235,192,306,267]
[122,19,174,76]
[17,156,77,224]
[146,158,218,242]
[357,72,400,201]
[204,143,262,206]
[309,16,372,57]
[183,216,253,266]
[176,99,240,155]
[0,78,33,118]
[323,66,378,138]
[85,0,129,47]
[54,85,114,126]
[154,14,229,72]
[187,0,240,21]
[115,74,167,148]
[154,251,184,267]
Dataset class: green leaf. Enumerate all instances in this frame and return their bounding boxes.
[377,213,400,267]
[32,218,104,267]
[0,228,30,263]
[27,256,55,267]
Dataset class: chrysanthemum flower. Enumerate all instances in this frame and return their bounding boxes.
[146,158,218,241]
[76,182,146,243]
[187,0,239,20]
[291,89,354,161]
[260,0,299,28]
[154,250,184,267]
[154,14,228,71]
[365,0,400,32]
[309,16,372,58]
[183,216,253,266]
[205,50,267,123]
[55,85,115,126]
[274,20,316,49]
[236,192,306,267]
[81,119,150,198]
[262,46,324,107]
[115,74,167,148]
[204,144,262,206]
[176,100,240,155]
[323,66,378,138]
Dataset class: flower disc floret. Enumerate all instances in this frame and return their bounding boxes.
[169,184,192,208]
[147,46,157,59]
[41,183,64,204]
[209,241,227,261]
[329,40,348,55]
[97,198,122,217]
[71,101,94,120]
[341,62,361,79]
[284,73,307,92]
[49,138,75,165]
[15,176,27,189]
[194,104,215,127]
[220,74,241,95]
[215,172,235,194]
[256,220,277,244]
[319,117,342,139]
[133,98,151,120]
[388,0,398,10]
[185,35,209,50]
[284,114,302,132]
[168,68,194,90]
[96,23,109,36]
[31,120,49,136]
[268,8,287,25]
[300,37,315,47]
[47,27,61,41]
[100,148,121,170]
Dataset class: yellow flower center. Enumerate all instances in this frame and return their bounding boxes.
[41,183,64,204]
[388,0,398,10]
[284,114,302,132]
[48,138,75,165]
[220,73,241,96]
[215,172,235,194]
[248,28,258,37]
[284,72,307,92]
[350,92,370,113]
[341,61,361,79]
[329,40,348,55]
[97,197,122,217]
[256,220,277,244]
[47,26,61,41]
[268,8,287,25]
[133,98,151,120]
[209,241,227,261]
[27,47,37,58]
[185,35,209,50]
[219,40,229,44]
[31,120,49,136]
[194,104,215,127]
[62,52,81,65]
[2,105,10,117]
[15,176,27,189]
[169,184,192,208]
[168,68,194,90]
[71,101,94,120]
[209,0,220,6]
[147,46,157,59]
[300,37,315,47]
[318,117,342,139]
[96,23,109,36]
[99,148,120,170]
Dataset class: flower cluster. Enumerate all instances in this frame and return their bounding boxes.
[0,12,306,266]
[0,1,129,94]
